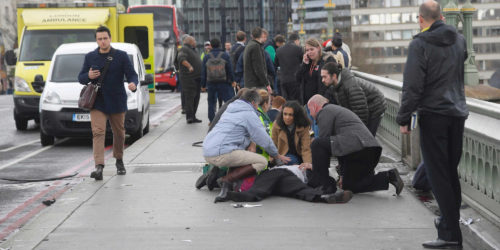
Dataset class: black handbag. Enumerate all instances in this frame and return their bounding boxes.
[78,49,115,110]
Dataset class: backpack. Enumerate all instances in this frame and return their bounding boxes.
[230,44,245,70]
[206,52,227,82]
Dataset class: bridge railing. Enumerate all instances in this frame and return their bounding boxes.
[353,71,500,226]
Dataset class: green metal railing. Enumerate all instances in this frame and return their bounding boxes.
[353,71,500,225]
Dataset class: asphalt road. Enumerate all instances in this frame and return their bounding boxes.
[0,90,181,241]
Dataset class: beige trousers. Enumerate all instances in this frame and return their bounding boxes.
[90,109,126,165]
[205,150,268,172]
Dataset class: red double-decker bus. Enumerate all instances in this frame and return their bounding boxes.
[128,5,184,90]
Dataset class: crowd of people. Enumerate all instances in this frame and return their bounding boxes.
[182,26,404,206]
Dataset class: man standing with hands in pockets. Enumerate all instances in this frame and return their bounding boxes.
[78,26,138,180]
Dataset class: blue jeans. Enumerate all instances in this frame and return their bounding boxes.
[285,153,301,165]
[207,82,235,122]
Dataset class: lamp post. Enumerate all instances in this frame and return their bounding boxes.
[287,18,294,37]
[297,0,306,45]
[324,0,336,38]
[320,29,327,43]
[443,0,478,86]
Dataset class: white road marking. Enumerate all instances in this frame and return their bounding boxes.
[0,138,69,171]
[0,140,40,152]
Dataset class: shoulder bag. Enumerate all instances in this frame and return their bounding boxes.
[78,49,115,110]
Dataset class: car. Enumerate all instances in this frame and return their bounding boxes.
[39,42,152,146]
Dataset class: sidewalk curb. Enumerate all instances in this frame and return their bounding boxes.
[0,106,184,250]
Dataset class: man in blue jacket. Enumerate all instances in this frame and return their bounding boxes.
[200,38,236,124]
[203,89,290,203]
[78,26,138,180]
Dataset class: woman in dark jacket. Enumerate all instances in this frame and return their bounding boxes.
[272,101,312,168]
[296,38,336,105]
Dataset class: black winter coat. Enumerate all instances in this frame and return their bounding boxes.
[296,54,335,105]
[317,104,381,157]
[333,69,386,125]
[275,42,303,83]
[396,20,469,126]
[243,39,268,88]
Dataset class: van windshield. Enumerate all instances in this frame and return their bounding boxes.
[51,54,135,83]
[19,29,95,61]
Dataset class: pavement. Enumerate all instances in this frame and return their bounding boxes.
[0,93,497,250]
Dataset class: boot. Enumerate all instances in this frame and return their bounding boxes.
[206,166,220,191]
[195,173,208,189]
[320,189,353,204]
[214,165,256,203]
[116,159,126,175]
[90,164,104,181]
[388,168,404,195]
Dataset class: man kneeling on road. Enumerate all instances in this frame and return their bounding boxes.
[203,89,290,203]
[307,95,404,195]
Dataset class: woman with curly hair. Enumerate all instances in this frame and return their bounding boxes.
[272,101,312,168]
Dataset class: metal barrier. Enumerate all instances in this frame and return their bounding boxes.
[353,71,500,225]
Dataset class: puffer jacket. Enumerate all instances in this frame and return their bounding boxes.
[203,99,278,158]
[397,20,468,125]
[333,69,386,125]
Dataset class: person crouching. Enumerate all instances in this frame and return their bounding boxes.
[203,88,290,203]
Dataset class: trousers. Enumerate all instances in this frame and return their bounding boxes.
[419,113,465,243]
[90,109,125,165]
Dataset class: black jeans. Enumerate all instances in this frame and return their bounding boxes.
[280,81,301,102]
[180,77,201,121]
[367,114,383,136]
[311,137,386,194]
[339,148,388,193]
[419,114,465,243]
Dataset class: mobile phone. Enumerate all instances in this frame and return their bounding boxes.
[409,112,418,131]
[91,65,101,71]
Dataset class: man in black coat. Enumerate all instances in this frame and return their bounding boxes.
[275,33,303,101]
[243,27,270,91]
[306,95,403,195]
[397,1,468,248]
[321,61,386,136]
[177,35,202,124]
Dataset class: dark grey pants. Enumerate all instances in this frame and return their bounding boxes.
[180,77,201,121]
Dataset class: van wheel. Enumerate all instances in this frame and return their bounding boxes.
[15,116,28,131]
[130,122,144,143]
[40,130,55,146]
[143,115,150,135]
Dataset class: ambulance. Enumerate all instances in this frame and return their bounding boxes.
[8,1,155,130]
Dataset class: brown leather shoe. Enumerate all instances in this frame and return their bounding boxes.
[321,189,353,204]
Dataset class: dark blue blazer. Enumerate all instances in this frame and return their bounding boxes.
[78,47,138,114]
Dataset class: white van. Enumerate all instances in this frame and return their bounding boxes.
[39,42,152,146]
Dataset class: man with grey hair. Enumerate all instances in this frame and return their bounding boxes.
[203,88,290,203]
[306,95,403,201]
[397,1,468,249]
[177,35,202,123]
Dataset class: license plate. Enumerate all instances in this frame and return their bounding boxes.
[72,113,91,122]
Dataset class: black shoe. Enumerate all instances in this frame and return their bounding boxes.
[193,118,202,123]
[422,239,462,249]
[90,164,104,180]
[186,119,194,124]
[321,189,353,204]
[206,166,220,191]
[195,173,208,189]
[214,179,231,203]
[388,168,404,195]
[116,159,126,175]
[181,109,186,114]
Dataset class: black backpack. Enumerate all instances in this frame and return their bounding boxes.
[206,52,227,82]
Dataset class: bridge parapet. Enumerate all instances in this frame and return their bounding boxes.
[353,71,500,226]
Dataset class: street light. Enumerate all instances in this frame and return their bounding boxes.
[324,0,336,38]
[297,0,306,45]
[287,18,294,37]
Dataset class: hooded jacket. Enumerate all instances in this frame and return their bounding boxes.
[397,20,469,126]
[332,69,386,125]
[203,99,279,158]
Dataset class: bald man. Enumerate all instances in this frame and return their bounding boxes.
[177,36,203,123]
[307,95,403,197]
[397,1,468,249]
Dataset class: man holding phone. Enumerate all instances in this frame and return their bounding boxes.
[78,25,138,180]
